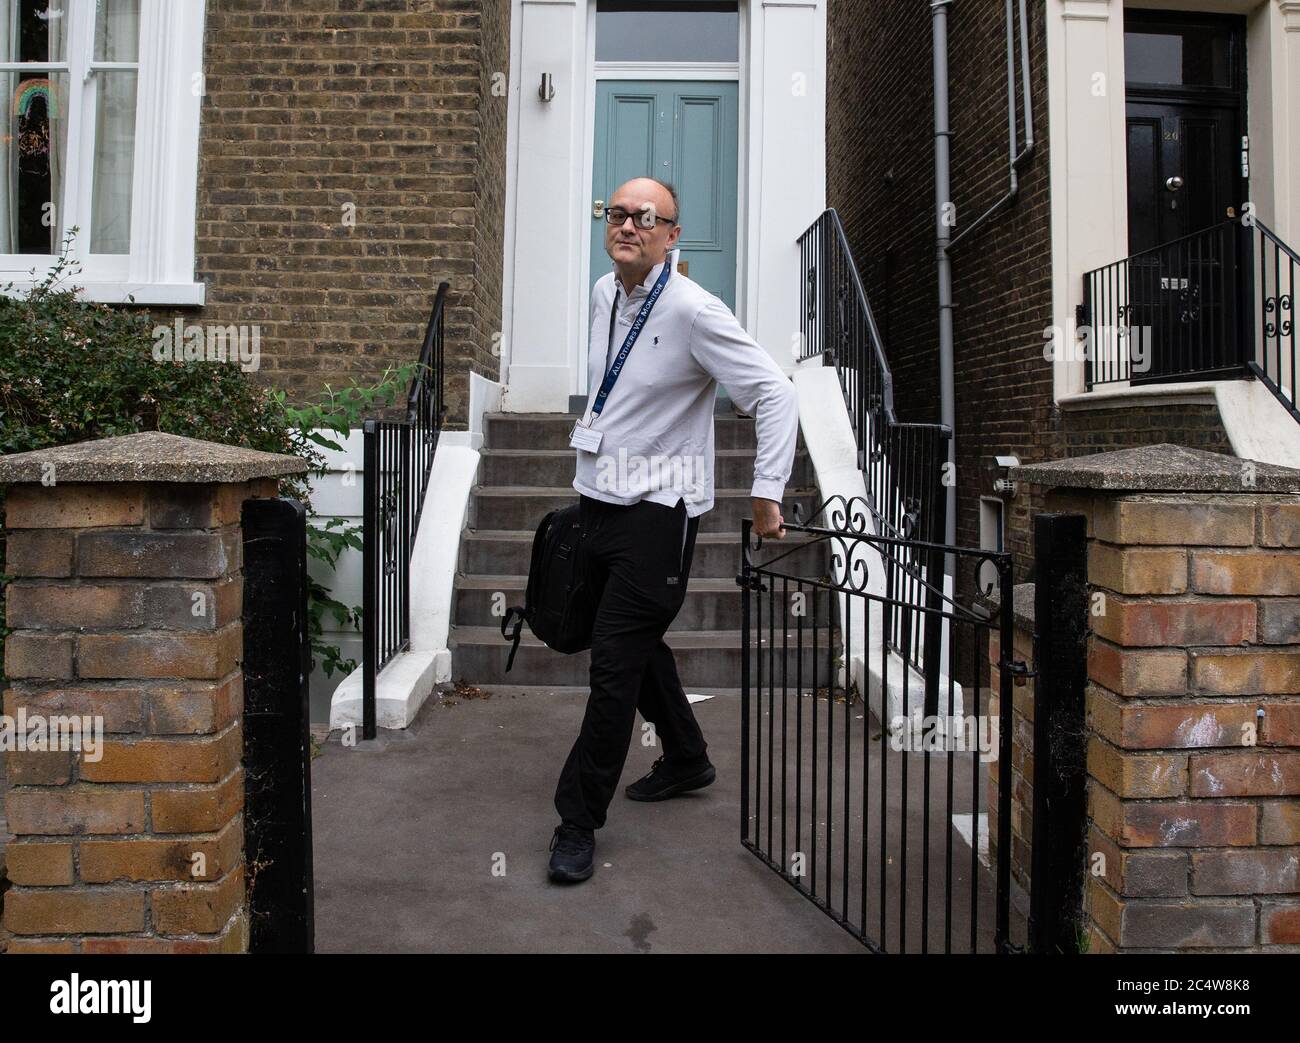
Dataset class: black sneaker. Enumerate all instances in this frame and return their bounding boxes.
[548,822,595,882]
[625,755,716,802]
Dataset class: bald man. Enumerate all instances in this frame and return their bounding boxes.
[548,177,799,883]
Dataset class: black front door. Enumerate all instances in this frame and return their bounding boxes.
[1126,100,1241,254]
[1124,10,1248,382]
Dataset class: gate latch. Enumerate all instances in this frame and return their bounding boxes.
[1004,660,1036,687]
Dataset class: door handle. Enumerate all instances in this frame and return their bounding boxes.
[1165,176,1185,192]
[592,199,605,218]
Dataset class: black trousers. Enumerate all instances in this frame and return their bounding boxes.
[554,494,707,831]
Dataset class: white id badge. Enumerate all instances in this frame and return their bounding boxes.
[569,422,603,453]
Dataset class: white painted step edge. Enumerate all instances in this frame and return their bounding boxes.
[793,361,963,727]
[1216,379,1300,470]
[329,649,438,732]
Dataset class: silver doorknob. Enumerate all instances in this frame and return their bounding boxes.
[1166,176,1185,192]
[592,199,605,218]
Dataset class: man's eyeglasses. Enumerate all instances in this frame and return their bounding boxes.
[604,206,677,228]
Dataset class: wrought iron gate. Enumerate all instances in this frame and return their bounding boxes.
[738,495,1022,953]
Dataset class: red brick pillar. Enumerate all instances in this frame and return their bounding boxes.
[0,432,304,953]
[1016,445,1300,953]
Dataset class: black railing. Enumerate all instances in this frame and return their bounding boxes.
[361,282,449,739]
[1082,220,1247,387]
[406,280,448,520]
[1246,220,1299,422]
[798,210,950,680]
[1081,218,1299,391]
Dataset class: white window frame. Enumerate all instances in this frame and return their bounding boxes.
[0,0,205,304]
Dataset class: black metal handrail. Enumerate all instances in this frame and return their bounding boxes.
[1080,218,1297,390]
[405,282,449,527]
[1245,219,1299,422]
[798,210,950,676]
[361,282,449,739]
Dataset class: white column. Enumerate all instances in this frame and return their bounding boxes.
[746,0,826,375]
[1276,0,1300,242]
[1047,0,1128,398]
[501,0,586,413]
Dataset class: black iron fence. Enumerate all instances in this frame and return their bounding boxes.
[360,282,448,739]
[1082,218,1297,396]
[797,210,950,680]
[738,497,1021,953]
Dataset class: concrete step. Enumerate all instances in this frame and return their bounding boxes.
[458,528,831,578]
[451,625,843,688]
[479,447,815,490]
[467,486,820,534]
[484,412,774,451]
[457,575,782,631]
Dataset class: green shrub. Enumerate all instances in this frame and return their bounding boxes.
[1,232,417,682]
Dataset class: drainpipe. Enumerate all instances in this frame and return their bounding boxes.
[931,0,957,553]
[932,0,1037,557]
[948,0,1036,252]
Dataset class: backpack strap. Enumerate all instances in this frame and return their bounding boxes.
[524,508,556,608]
[501,605,525,673]
[500,509,557,673]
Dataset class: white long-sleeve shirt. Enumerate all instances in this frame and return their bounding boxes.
[572,256,800,519]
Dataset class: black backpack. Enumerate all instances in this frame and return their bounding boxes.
[500,502,596,672]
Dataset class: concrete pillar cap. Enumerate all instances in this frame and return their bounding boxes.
[0,431,307,484]
[1011,443,1300,494]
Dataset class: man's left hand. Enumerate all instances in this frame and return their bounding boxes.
[752,497,786,539]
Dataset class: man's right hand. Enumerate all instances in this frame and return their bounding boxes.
[752,498,786,539]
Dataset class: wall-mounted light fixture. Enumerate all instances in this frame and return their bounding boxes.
[539,73,555,102]
[992,455,1020,498]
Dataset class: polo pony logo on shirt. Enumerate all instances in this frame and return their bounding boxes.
[593,448,708,498]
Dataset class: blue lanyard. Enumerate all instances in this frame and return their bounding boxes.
[590,259,672,420]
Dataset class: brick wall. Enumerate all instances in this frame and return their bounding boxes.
[1059,404,1232,458]
[1,464,286,952]
[471,0,511,403]
[162,0,511,425]
[1051,489,1300,952]
[828,0,1053,581]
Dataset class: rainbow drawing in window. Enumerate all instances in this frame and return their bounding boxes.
[14,78,58,120]
[13,78,57,159]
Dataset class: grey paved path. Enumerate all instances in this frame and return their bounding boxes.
[310,686,866,954]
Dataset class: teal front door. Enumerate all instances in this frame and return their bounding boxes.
[590,80,739,312]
